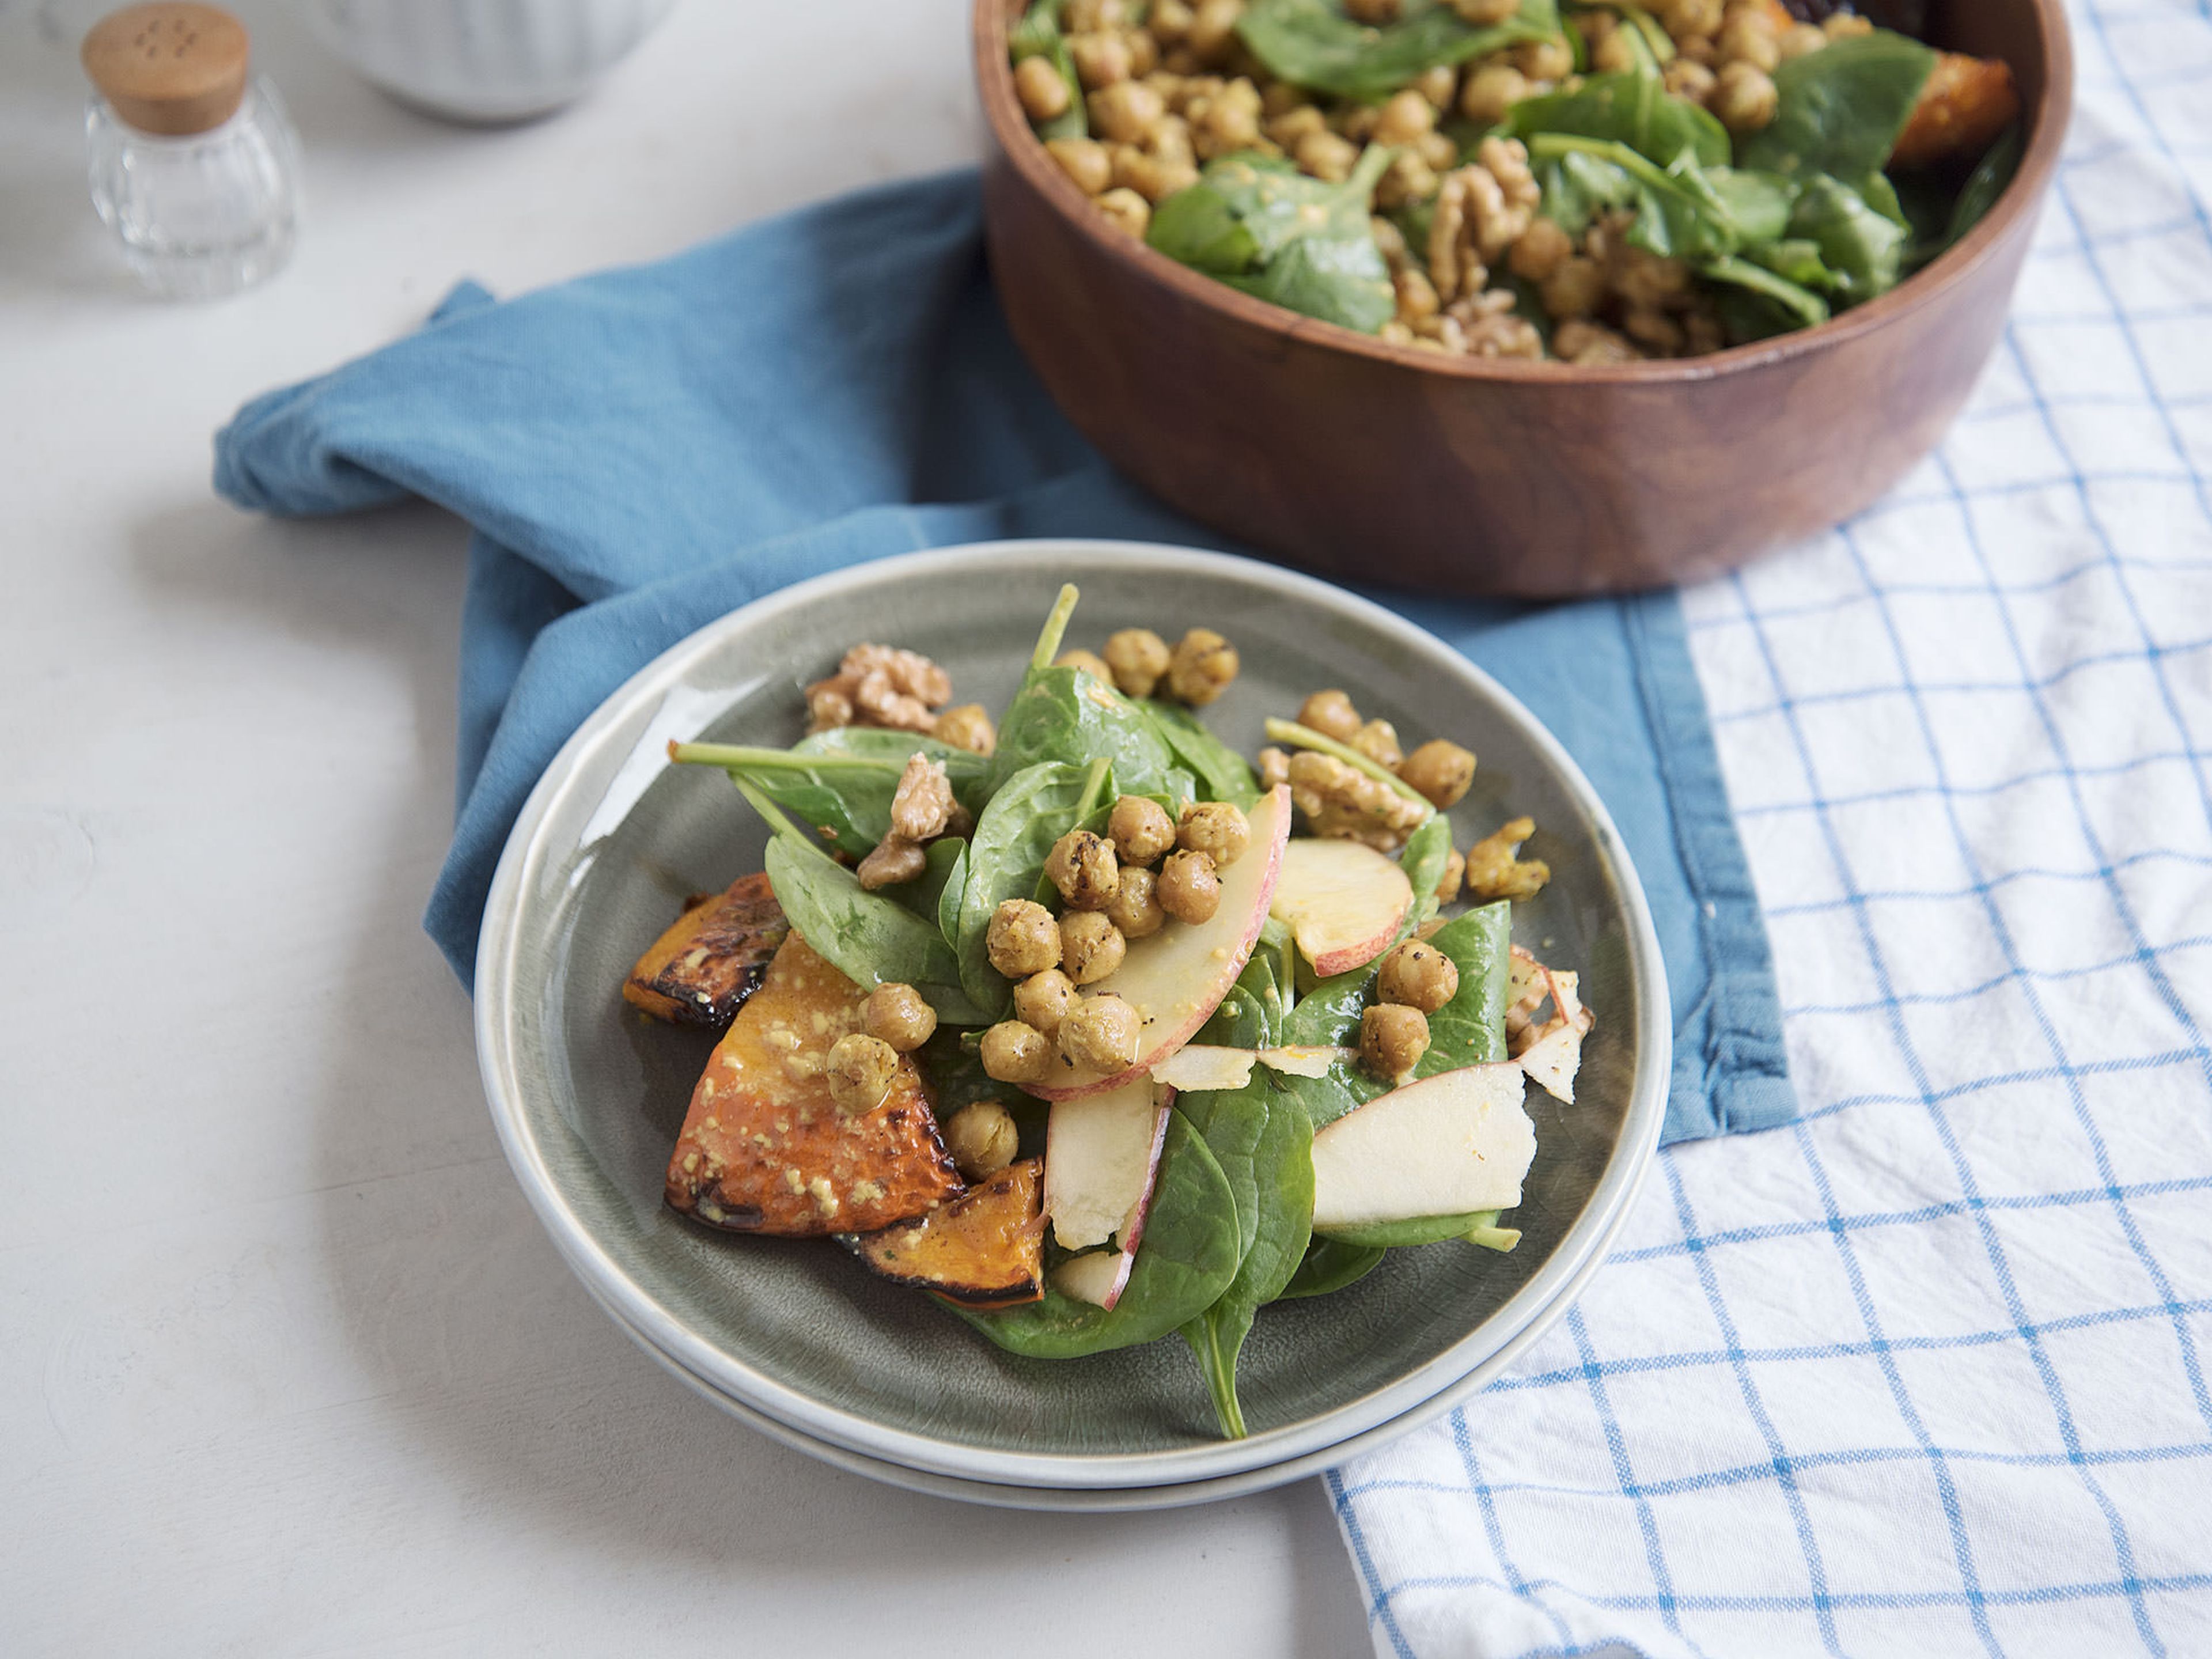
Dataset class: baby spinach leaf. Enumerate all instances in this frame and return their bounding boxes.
[1237,0,1564,102]
[993,666,1191,802]
[1226,231,1398,332]
[1744,235,1834,287]
[1151,148,1399,335]
[1505,70,1731,169]
[1009,0,1087,141]
[1528,136,1737,262]
[672,734,987,859]
[954,760,1109,1019]
[1180,1075,1315,1438]
[949,1111,1243,1358]
[759,831,988,1025]
[1783,172,1906,303]
[1414,900,1513,1076]
[1398,813,1455,919]
[1275,1052,1392,1132]
[1701,253,1832,330]
[886,835,968,927]
[1279,1236,1385,1298]
[1317,1207,1517,1248]
[1143,701,1261,810]
[936,840,968,948]
[1943,120,2022,245]
[1199,953,1288,1050]
[1708,165,1797,245]
[1738,30,1937,182]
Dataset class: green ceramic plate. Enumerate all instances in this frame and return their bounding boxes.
[475,541,1668,1502]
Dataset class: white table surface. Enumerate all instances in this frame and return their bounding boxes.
[0,2,1372,1650]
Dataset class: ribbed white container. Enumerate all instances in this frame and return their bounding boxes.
[295,0,680,123]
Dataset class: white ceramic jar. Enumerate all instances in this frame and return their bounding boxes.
[294,0,679,123]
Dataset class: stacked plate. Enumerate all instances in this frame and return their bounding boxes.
[474,543,1668,1509]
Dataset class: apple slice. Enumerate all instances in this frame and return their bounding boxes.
[1270,837,1414,977]
[1028,785,1291,1101]
[1052,1247,1134,1310]
[1150,1044,1257,1093]
[1310,1062,1537,1231]
[1043,1077,1172,1252]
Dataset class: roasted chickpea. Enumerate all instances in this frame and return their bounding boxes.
[1591,25,1641,73]
[1104,865,1166,940]
[1060,909,1128,984]
[981,1020,1054,1084]
[1015,55,1073,124]
[1779,21,1826,58]
[1508,216,1573,282]
[1297,688,1363,741]
[1352,718,1404,771]
[1185,0,1244,62]
[1178,800,1251,868]
[1089,78,1165,142]
[1156,848,1222,923]
[1718,12,1781,69]
[1108,794,1177,865]
[1055,647,1117,683]
[1361,1003,1431,1080]
[826,1033,899,1113]
[1435,845,1467,905]
[1450,0,1518,20]
[1149,0,1194,38]
[1378,940,1461,1014]
[1415,63,1468,107]
[932,702,997,756]
[1095,186,1153,237]
[1045,828,1121,910]
[863,982,938,1052]
[987,899,1063,978]
[1124,26,1160,75]
[1459,62,1530,126]
[1372,88,1437,145]
[1013,967,1078,1039]
[1100,628,1171,697]
[1293,127,1359,183]
[1512,35,1574,78]
[1711,61,1778,131]
[1400,738,1476,808]
[1541,254,1607,320]
[944,1101,1020,1179]
[1664,58,1718,101]
[1166,628,1239,705]
[1059,993,1142,1071]
[1257,746,1290,791]
[1069,29,1135,88]
[1046,136,1114,196]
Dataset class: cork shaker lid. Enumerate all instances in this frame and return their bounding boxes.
[82,3,251,137]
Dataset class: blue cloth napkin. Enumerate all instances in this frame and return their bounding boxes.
[213,169,1790,1145]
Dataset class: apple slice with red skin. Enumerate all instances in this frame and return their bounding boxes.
[1043,1076,1172,1252]
[1269,837,1414,978]
[1027,785,1291,1102]
[1051,1246,1135,1310]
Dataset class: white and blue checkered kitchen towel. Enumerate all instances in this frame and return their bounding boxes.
[1328,0,2212,1651]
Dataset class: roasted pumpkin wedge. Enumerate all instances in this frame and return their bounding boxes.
[624,872,789,1027]
[665,931,961,1236]
[848,1158,1046,1309]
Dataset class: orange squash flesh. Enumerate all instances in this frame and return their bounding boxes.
[664,931,961,1236]
[624,872,789,1028]
[1892,52,2020,170]
[851,1159,1047,1309]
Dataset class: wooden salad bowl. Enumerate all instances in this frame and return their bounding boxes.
[973,0,2073,596]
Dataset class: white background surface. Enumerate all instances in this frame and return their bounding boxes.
[0,1,1372,1650]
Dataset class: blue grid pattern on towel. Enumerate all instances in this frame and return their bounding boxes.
[1325,0,2212,1650]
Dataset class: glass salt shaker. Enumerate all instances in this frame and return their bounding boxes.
[81,3,301,300]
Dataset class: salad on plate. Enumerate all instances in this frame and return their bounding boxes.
[622,585,1593,1438]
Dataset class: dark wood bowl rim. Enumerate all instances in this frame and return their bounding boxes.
[972,0,2074,384]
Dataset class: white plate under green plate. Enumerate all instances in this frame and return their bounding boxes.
[475,541,1670,1502]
